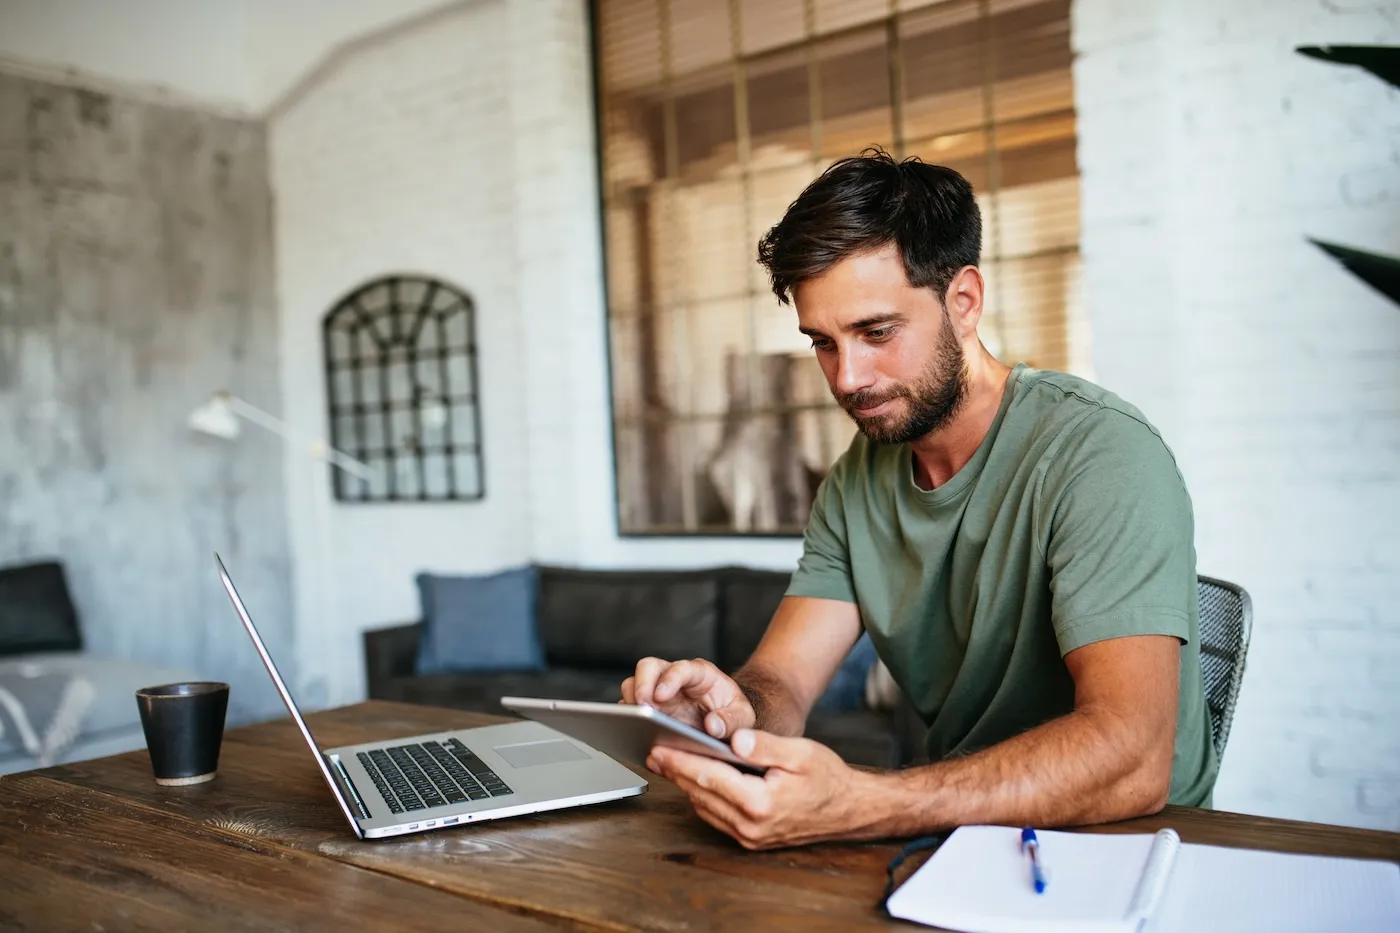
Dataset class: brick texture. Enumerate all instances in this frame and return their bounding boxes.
[1074,0,1400,830]
[266,0,804,710]
[267,0,532,708]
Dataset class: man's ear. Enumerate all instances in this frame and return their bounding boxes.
[943,265,985,337]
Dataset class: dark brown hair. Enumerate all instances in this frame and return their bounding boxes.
[757,148,981,305]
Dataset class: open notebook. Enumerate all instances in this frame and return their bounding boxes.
[884,825,1400,933]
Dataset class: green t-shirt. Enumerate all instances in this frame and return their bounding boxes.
[788,364,1218,807]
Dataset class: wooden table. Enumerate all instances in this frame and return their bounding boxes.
[3,700,1398,931]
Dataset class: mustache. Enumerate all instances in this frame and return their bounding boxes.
[838,386,907,412]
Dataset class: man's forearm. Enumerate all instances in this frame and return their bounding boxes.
[845,707,1173,839]
[733,664,808,737]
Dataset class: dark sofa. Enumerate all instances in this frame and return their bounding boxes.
[363,565,925,769]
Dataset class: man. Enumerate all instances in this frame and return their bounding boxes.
[621,150,1218,850]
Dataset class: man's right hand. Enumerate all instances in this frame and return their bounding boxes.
[621,657,756,739]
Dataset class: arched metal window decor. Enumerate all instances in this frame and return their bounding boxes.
[322,275,484,502]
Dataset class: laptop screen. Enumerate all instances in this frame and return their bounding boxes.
[215,553,363,837]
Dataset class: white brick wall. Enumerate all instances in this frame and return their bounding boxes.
[268,0,533,708]
[267,0,802,708]
[1075,0,1400,830]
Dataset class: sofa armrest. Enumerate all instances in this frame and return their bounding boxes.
[364,623,422,698]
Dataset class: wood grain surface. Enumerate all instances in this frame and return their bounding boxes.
[4,700,1397,932]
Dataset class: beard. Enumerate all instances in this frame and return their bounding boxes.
[836,319,968,445]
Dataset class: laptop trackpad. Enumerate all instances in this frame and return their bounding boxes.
[493,740,591,769]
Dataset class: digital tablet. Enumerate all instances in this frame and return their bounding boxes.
[500,697,766,776]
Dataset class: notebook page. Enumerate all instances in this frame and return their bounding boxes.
[1147,843,1400,933]
[885,826,1158,933]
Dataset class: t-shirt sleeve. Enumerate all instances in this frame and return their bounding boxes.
[1038,410,1197,656]
[786,463,857,604]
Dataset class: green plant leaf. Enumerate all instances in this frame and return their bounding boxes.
[1309,239,1400,308]
[1296,45,1400,89]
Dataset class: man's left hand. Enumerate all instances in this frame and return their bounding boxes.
[646,729,873,850]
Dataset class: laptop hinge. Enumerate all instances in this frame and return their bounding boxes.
[327,754,371,821]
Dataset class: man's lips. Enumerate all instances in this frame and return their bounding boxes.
[850,398,897,418]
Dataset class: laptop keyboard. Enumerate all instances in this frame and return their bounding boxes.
[356,738,514,814]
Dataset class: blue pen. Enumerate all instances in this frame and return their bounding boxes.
[1020,827,1048,894]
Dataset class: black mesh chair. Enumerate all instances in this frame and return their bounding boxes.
[1196,575,1253,763]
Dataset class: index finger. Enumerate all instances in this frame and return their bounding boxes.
[630,656,672,707]
[654,659,716,703]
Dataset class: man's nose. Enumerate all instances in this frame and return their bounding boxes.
[833,346,876,397]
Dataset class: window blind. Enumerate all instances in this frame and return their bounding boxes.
[595,0,1086,535]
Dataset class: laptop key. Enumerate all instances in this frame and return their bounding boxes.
[360,752,416,813]
[442,746,515,794]
[446,746,484,766]
[476,770,514,793]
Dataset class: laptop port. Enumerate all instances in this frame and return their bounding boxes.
[443,817,459,825]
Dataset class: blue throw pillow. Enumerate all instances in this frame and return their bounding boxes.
[813,632,878,713]
[415,566,546,674]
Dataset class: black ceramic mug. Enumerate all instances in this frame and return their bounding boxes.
[135,682,229,786]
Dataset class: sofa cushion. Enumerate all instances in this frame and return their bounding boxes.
[716,567,790,671]
[0,662,93,767]
[536,567,718,669]
[0,561,83,657]
[813,633,879,712]
[378,668,629,717]
[0,652,198,759]
[415,566,545,674]
[718,567,876,712]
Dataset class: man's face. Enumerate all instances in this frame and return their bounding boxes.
[793,245,967,445]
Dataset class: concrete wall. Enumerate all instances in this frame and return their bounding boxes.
[0,70,293,725]
[1074,0,1400,831]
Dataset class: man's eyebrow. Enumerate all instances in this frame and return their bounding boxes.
[850,313,905,330]
[799,313,905,338]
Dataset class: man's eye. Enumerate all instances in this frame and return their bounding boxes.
[866,327,894,341]
[810,338,833,351]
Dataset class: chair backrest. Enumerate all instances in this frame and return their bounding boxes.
[1196,575,1252,763]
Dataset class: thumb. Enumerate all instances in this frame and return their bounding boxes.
[730,729,811,771]
[704,704,752,739]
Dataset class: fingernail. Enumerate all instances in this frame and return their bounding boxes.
[733,729,755,757]
[706,716,725,738]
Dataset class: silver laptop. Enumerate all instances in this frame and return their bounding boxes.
[215,554,646,840]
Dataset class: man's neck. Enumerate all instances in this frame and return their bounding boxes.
[908,351,1013,491]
